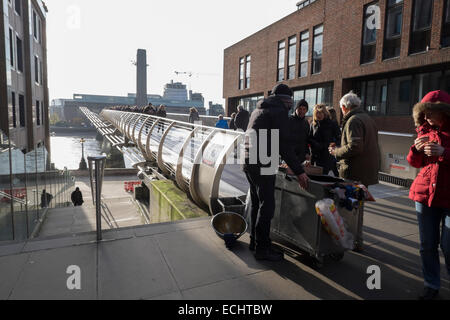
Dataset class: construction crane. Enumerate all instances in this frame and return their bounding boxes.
[174,71,219,77]
[174,71,193,77]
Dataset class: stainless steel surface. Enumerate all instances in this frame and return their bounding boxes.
[80,108,248,215]
[272,173,363,263]
[87,155,107,241]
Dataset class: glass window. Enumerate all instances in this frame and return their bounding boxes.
[288,36,297,80]
[16,36,23,72]
[305,88,317,108]
[34,56,39,84]
[361,2,379,64]
[12,92,17,128]
[277,40,286,81]
[36,101,41,126]
[19,94,25,127]
[14,0,21,15]
[239,57,244,90]
[9,29,14,68]
[299,30,309,77]
[245,55,251,89]
[383,0,403,59]
[388,75,413,115]
[441,0,450,47]
[33,11,37,40]
[409,0,433,54]
[312,25,323,74]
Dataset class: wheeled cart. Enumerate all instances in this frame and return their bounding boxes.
[270,170,364,267]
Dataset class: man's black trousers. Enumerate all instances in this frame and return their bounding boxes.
[244,167,276,250]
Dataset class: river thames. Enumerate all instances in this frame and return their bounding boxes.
[50,131,132,170]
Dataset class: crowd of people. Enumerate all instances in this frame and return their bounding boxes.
[108,103,168,118]
[105,86,450,300]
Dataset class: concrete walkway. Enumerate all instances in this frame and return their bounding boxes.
[0,182,449,300]
[38,175,145,237]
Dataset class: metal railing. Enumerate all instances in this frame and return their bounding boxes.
[80,107,247,214]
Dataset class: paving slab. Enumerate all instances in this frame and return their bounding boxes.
[98,236,178,300]
[9,244,97,300]
[0,253,30,299]
[181,274,271,300]
[155,228,246,291]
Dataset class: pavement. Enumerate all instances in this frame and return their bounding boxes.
[0,182,449,300]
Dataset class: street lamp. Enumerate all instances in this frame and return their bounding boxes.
[79,138,87,170]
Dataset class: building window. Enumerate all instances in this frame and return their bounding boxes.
[14,0,21,15]
[299,30,309,78]
[361,2,379,64]
[9,28,14,68]
[40,61,43,84]
[409,0,434,54]
[441,0,450,47]
[38,20,42,44]
[383,0,403,59]
[277,40,286,81]
[237,95,264,114]
[293,83,333,117]
[16,36,23,72]
[33,10,41,42]
[36,101,41,126]
[35,56,40,84]
[287,36,297,80]
[41,102,45,125]
[239,57,244,90]
[312,25,323,74]
[355,69,450,116]
[12,92,17,128]
[19,94,25,128]
[245,55,251,88]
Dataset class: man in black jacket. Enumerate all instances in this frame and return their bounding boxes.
[244,84,309,261]
[288,99,311,163]
[235,105,250,131]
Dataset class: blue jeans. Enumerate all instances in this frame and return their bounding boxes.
[415,202,450,290]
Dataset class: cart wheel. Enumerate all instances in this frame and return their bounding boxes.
[329,252,345,261]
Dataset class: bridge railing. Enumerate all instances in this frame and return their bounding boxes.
[81,107,248,215]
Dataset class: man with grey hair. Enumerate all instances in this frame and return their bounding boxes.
[329,91,380,252]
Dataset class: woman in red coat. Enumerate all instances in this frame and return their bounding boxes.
[407,90,450,300]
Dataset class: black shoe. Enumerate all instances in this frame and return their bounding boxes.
[255,247,284,261]
[249,239,255,251]
[419,287,439,300]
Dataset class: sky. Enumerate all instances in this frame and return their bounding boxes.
[45,0,297,108]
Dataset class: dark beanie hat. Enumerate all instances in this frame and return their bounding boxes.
[271,83,293,97]
[296,99,309,110]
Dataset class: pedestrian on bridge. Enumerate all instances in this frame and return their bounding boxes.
[407,90,450,300]
[215,115,229,129]
[156,105,167,133]
[71,187,84,207]
[235,105,250,132]
[189,107,201,124]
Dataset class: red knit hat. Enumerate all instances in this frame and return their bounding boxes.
[421,90,450,104]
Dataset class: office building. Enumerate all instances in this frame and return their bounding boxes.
[223,0,450,134]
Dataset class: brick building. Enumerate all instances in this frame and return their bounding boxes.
[223,0,450,134]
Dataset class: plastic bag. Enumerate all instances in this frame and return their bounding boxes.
[315,198,354,250]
